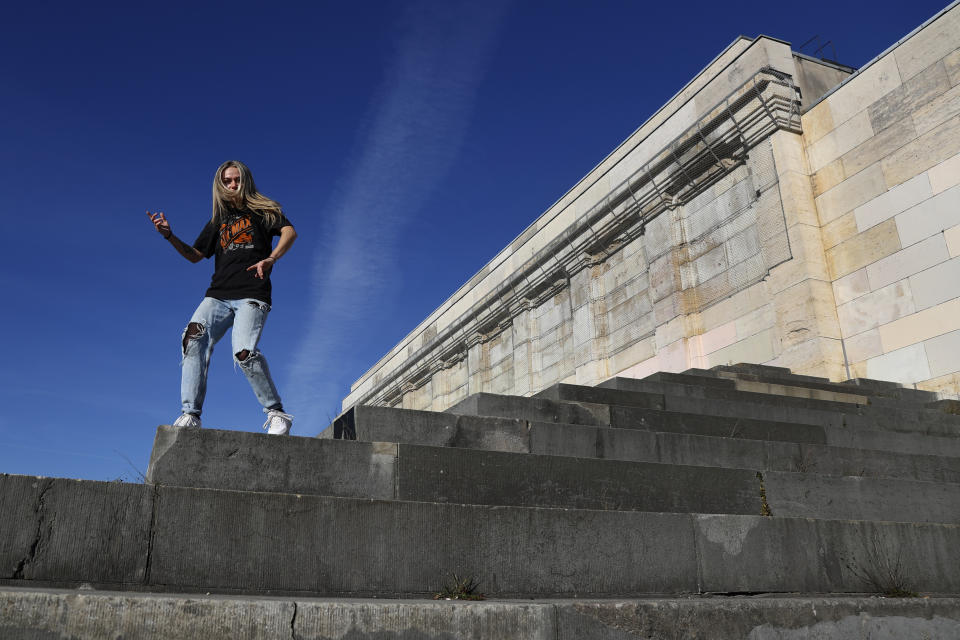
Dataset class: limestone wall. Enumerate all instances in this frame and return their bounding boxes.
[345,3,960,411]
[806,3,960,394]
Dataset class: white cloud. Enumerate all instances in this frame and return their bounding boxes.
[286,0,510,430]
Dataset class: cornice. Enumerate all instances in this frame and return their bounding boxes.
[352,67,801,409]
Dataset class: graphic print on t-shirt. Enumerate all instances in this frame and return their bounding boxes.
[219,216,254,252]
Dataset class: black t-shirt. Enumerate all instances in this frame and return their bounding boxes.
[192,207,293,306]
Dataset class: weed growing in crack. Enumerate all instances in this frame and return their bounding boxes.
[756,472,773,517]
[843,531,919,597]
[433,573,485,600]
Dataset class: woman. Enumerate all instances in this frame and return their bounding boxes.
[148,160,298,435]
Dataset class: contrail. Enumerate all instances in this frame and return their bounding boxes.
[286,0,511,431]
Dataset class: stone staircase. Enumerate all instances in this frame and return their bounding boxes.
[2,364,960,638]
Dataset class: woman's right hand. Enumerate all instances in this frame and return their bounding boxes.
[148,211,172,238]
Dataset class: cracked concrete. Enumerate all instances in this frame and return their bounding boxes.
[10,478,53,580]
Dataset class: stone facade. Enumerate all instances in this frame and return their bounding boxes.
[345,3,960,411]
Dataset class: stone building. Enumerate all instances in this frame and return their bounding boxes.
[345,1,960,412]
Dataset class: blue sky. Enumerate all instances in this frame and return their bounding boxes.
[1,0,950,482]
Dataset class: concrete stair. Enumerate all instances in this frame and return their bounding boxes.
[3,364,960,638]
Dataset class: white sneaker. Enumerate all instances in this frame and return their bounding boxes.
[172,413,201,429]
[262,410,293,436]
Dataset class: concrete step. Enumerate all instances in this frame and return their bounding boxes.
[4,587,960,640]
[651,368,940,405]
[527,420,960,484]
[331,405,960,484]
[544,380,867,415]
[147,428,960,525]
[3,473,960,598]
[439,388,960,454]
[553,381,960,439]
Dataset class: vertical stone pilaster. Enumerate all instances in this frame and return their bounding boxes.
[767,129,846,379]
[570,264,611,386]
[511,304,534,396]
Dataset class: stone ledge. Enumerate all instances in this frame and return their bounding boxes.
[3,588,960,640]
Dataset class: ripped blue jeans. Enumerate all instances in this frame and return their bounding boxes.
[180,297,282,416]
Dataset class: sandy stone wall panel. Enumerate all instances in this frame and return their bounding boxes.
[706,329,777,367]
[825,218,900,281]
[912,81,960,136]
[866,343,931,383]
[841,116,917,177]
[865,232,948,290]
[929,151,960,193]
[832,268,870,306]
[826,55,902,127]
[807,110,874,173]
[894,7,960,81]
[878,297,960,353]
[882,114,960,187]
[812,159,845,197]
[853,173,932,232]
[821,212,857,250]
[836,279,915,337]
[844,328,883,363]
[867,59,952,132]
[925,329,960,378]
[815,163,887,226]
[895,185,960,247]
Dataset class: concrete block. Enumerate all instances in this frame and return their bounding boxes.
[866,231,947,290]
[556,597,960,640]
[827,55,902,126]
[836,279,915,337]
[832,268,869,306]
[929,151,960,194]
[148,427,398,499]
[397,445,762,515]
[853,173,931,232]
[925,329,960,378]
[0,475,151,587]
[446,392,609,426]
[0,588,298,640]
[695,515,960,594]
[763,471,960,524]
[842,115,917,178]
[9,590,960,640]
[894,5,960,81]
[866,343,932,384]
[606,405,829,445]
[534,383,665,411]
[808,110,874,173]
[909,255,960,310]
[883,114,960,187]
[867,59,951,132]
[825,218,900,280]
[815,163,887,226]
[878,297,960,352]
[148,488,701,597]
[896,185,960,247]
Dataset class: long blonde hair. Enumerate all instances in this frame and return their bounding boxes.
[211,160,283,228]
